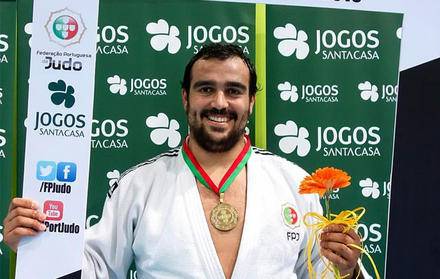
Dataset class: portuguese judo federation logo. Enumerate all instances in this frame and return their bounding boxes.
[282,203,300,229]
[53,15,78,40]
[44,8,86,47]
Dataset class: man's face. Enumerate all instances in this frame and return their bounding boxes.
[182,57,255,153]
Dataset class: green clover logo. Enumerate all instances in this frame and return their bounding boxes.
[48,79,75,108]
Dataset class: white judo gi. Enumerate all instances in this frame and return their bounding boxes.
[82,147,330,279]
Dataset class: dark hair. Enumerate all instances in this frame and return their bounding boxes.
[181,43,258,99]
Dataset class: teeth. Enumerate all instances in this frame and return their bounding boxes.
[208,115,229,122]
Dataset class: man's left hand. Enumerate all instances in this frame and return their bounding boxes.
[320,224,361,278]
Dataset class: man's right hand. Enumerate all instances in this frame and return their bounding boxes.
[2,198,47,252]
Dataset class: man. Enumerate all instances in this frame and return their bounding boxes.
[4,44,362,278]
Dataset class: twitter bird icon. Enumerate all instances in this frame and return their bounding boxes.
[36,161,57,181]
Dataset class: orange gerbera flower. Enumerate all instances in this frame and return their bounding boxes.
[299,167,351,197]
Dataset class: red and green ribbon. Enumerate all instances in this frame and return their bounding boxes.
[182,135,252,196]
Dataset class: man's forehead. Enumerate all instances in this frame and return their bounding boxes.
[194,56,246,68]
[190,57,250,84]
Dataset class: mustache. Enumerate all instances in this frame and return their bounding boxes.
[201,108,238,120]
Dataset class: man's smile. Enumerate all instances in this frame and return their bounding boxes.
[207,115,229,123]
[201,108,238,125]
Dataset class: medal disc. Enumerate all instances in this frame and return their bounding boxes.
[210,202,238,231]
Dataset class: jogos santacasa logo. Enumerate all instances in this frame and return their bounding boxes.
[358,81,398,103]
[277,81,339,103]
[31,79,86,138]
[44,8,86,48]
[107,74,168,96]
[273,23,396,60]
[274,120,382,157]
[145,19,250,54]
[96,25,129,55]
[91,118,129,149]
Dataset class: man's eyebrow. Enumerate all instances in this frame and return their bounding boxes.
[192,80,216,88]
[225,81,247,90]
[192,80,247,90]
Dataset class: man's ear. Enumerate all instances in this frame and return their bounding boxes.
[249,93,256,115]
[182,89,188,112]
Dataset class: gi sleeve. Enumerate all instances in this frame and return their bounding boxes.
[82,170,138,279]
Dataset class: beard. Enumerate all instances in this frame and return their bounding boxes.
[187,107,249,153]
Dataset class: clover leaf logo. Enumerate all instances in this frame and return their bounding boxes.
[146,19,181,54]
[359,178,380,199]
[274,23,309,59]
[274,120,310,157]
[146,113,181,148]
[107,75,127,95]
[278,81,299,103]
[106,169,120,187]
[48,79,75,108]
[358,81,379,102]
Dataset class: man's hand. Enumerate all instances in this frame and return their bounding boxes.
[2,198,47,252]
[320,224,361,278]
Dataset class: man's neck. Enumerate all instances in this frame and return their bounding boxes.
[187,135,246,170]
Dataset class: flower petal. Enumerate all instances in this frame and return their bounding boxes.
[299,167,351,196]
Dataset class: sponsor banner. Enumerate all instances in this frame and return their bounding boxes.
[216,0,440,71]
[0,1,16,278]
[266,5,402,277]
[13,1,401,279]
[15,0,99,278]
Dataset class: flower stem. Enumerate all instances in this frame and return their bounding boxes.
[325,191,331,220]
[325,191,341,278]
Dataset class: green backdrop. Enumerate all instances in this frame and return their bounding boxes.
[265,6,401,276]
[1,1,402,278]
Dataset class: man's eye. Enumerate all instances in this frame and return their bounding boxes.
[199,87,213,93]
[227,88,242,95]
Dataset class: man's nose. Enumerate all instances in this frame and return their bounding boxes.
[211,90,228,109]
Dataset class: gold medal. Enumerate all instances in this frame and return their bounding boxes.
[210,193,238,231]
[210,203,238,231]
[182,136,251,232]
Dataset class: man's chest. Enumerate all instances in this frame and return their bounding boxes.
[196,170,247,279]
[131,163,309,278]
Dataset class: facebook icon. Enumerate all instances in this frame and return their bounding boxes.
[56,162,77,182]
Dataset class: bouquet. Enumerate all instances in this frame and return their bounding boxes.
[299,167,379,279]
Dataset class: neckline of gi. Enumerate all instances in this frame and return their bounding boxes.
[180,147,256,279]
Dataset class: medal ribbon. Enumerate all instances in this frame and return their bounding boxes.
[182,134,252,196]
